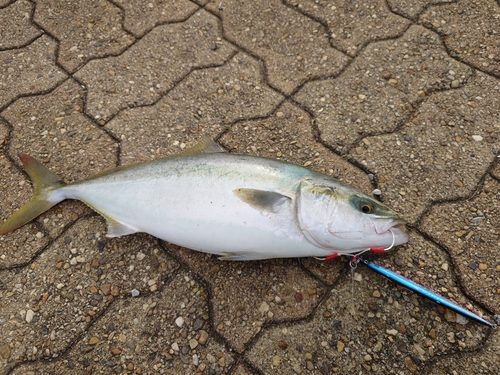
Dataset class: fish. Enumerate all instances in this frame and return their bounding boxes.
[0,138,409,260]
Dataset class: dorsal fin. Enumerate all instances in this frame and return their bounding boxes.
[175,137,225,156]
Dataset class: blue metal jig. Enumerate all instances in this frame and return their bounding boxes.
[358,257,496,329]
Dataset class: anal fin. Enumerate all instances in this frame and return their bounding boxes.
[218,252,262,261]
[105,218,138,237]
[82,201,139,238]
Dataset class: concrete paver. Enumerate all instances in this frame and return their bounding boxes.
[420,0,500,78]
[206,0,350,95]
[492,160,500,180]
[387,0,453,20]
[3,79,118,182]
[1,79,118,243]
[0,35,67,109]
[231,364,253,375]
[76,9,236,123]
[32,0,134,73]
[106,52,283,164]
[219,101,372,192]
[10,271,235,375]
[422,328,500,375]
[0,217,179,366]
[286,0,410,56]
[168,244,325,353]
[112,0,199,37]
[248,231,489,374]
[0,119,7,148]
[295,25,473,154]
[420,176,500,312]
[350,71,500,223]
[0,1,499,374]
[0,0,41,49]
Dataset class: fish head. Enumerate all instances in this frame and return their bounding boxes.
[296,181,409,254]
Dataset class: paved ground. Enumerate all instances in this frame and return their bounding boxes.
[0,0,499,374]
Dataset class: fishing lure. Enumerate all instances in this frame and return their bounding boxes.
[316,230,496,328]
[357,257,496,329]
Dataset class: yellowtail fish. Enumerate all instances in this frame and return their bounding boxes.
[0,139,408,260]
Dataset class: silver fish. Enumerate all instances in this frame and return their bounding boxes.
[0,138,409,260]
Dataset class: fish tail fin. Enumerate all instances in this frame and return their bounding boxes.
[0,154,66,235]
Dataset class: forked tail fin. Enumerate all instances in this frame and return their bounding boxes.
[0,154,66,235]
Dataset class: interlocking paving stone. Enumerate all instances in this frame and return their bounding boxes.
[0,216,179,373]
[374,231,494,330]
[420,176,500,313]
[2,79,118,183]
[247,231,488,374]
[0,0,42,49]
[300,257,345,286]
[420,0,500,78]
[1,79,118,240]
[423,329,500,374]
[206,0,350,95]
[76,9,236,123]
[32,0,134,73]
[295,25,473,154]
[286,0,410,56]
[387,0,453,20]
[350,71,500,223]
[0,1,499,374]
[167,245,325,353]
[106,52,283,164]
[10,271,233,375]
[112,0,199,37]
[0,35,67,109]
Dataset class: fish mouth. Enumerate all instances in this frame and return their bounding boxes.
[373,219,407,235]
[373,219,410,247]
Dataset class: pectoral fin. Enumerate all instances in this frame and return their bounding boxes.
[233,188,291,213]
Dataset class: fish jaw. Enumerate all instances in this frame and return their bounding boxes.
[326,214,410,253]
[360,220,410,249]
[323,222,409,253]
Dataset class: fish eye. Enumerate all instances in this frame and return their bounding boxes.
[359,201,374,214]
[351,196,378,215]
